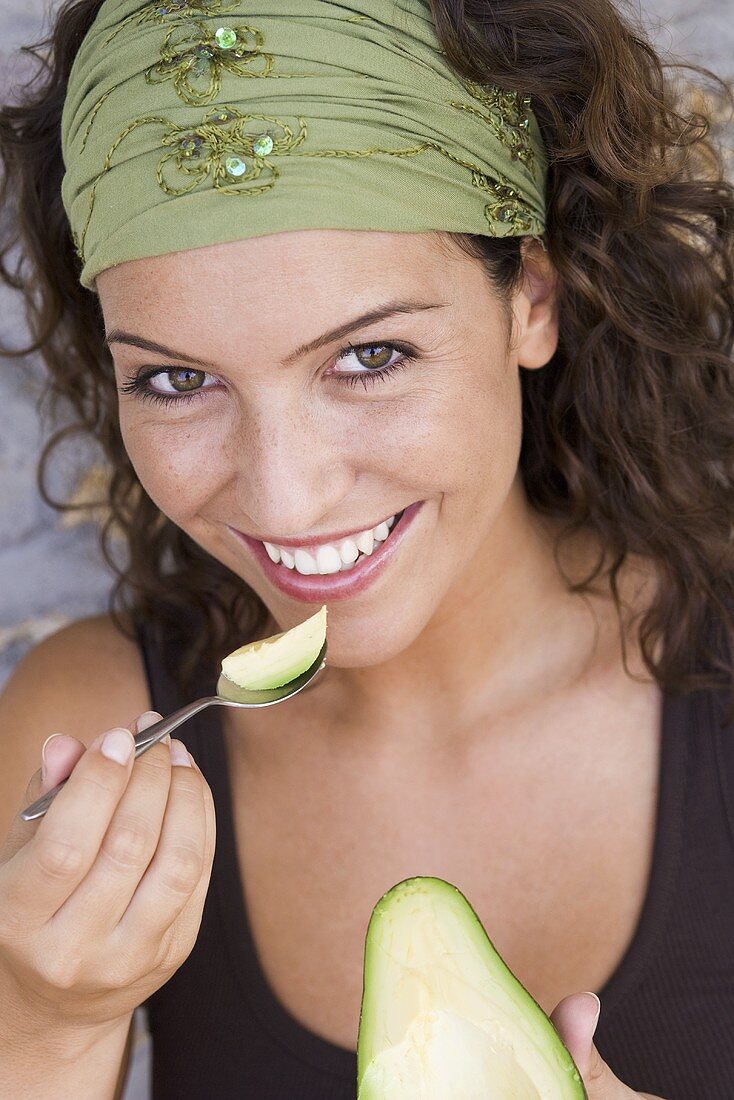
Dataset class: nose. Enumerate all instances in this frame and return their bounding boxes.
[235,400,354,540]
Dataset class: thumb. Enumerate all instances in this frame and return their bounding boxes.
[549,993,663,1099]
[0,710,162,865]
[0,733,86,865]
[550,991,601,1080]
[550,992,634,1098]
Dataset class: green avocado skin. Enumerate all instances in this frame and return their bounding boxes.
[356,876,588,1100]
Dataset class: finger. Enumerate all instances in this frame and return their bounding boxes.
[42,733,88,789]
[3,725,138,926]
[156,748,220,963]
[157,750,217,952]
[550,992,601,1077]
[118,740,210,949]
[1,710,161,867]
[50,713,172,932]
[0,736,87,867]
[550,993,648,1098]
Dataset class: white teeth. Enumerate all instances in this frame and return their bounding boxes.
[262,511,401,575]
[263,541,281,563]
[355,528,375,556]
[339,538,359,564]
[316,545,342,574]
[294,548,317,575]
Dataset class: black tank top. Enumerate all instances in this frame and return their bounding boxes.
[133,610,734,1099]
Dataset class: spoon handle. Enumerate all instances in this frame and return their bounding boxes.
[131,697,221,755]
[19,696,221,822]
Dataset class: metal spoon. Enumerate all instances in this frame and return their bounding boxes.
[20,641,327,822]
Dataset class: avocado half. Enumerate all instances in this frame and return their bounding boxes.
[357,877,587,1100]
[220,604,327,691]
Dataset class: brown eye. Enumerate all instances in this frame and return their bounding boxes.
[164,368,206,392]
[354,344,394,370]
[327,340,418,391]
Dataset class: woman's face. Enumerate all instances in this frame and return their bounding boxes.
[97,229,557,666]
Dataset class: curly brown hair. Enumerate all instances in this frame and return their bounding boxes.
[1,0,733,716]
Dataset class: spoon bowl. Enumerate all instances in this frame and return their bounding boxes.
[20,642,327,822]
[214,640,327,705]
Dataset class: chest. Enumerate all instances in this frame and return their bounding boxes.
[222,675,663,1051]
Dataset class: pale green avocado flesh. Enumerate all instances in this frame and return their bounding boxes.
[357,877,587,1100]
[220,605,327,691]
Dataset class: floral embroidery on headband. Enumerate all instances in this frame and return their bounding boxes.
[451,82,536,171]
[144,18,274,105]
[159,106,305,194]
[71,3,544,267]
[73,102,542,263]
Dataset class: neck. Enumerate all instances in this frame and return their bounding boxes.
[320,509,605,738]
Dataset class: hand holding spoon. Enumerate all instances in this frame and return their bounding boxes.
[20,608,328,822]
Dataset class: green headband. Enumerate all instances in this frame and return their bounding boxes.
[61,0,548,291]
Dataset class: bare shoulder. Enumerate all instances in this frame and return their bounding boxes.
[0,612,152,833]
[0,610,152,739]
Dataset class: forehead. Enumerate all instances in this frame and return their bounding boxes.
[96,228,461,314]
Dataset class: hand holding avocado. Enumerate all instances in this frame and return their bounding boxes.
[357,877,667,1100]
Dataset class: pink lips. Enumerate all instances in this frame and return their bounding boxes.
[227,501,423,603]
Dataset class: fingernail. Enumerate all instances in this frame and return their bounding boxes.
[583,991,601,1031]
[170,739,192,767]
[101,728,134,765]
[135,711,160,733]
[41,733,65,781]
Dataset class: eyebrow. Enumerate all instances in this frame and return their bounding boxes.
[104,298,449,368]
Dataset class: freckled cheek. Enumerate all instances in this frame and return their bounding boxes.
[119,415,234,523]
[460,381,522,489]
[373,376,520,496]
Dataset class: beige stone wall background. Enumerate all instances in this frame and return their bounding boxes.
[0,2,731,1098]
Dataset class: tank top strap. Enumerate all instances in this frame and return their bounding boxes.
[702,596,734,856]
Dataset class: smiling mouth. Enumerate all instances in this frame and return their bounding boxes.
[259,510,406,576]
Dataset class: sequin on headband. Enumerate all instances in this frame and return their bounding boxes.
[61,0,548,290]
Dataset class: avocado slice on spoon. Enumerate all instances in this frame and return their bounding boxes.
[220,604,327,691]
[357,876,587,1099]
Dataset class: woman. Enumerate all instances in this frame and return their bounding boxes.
[0,0,732,1096]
